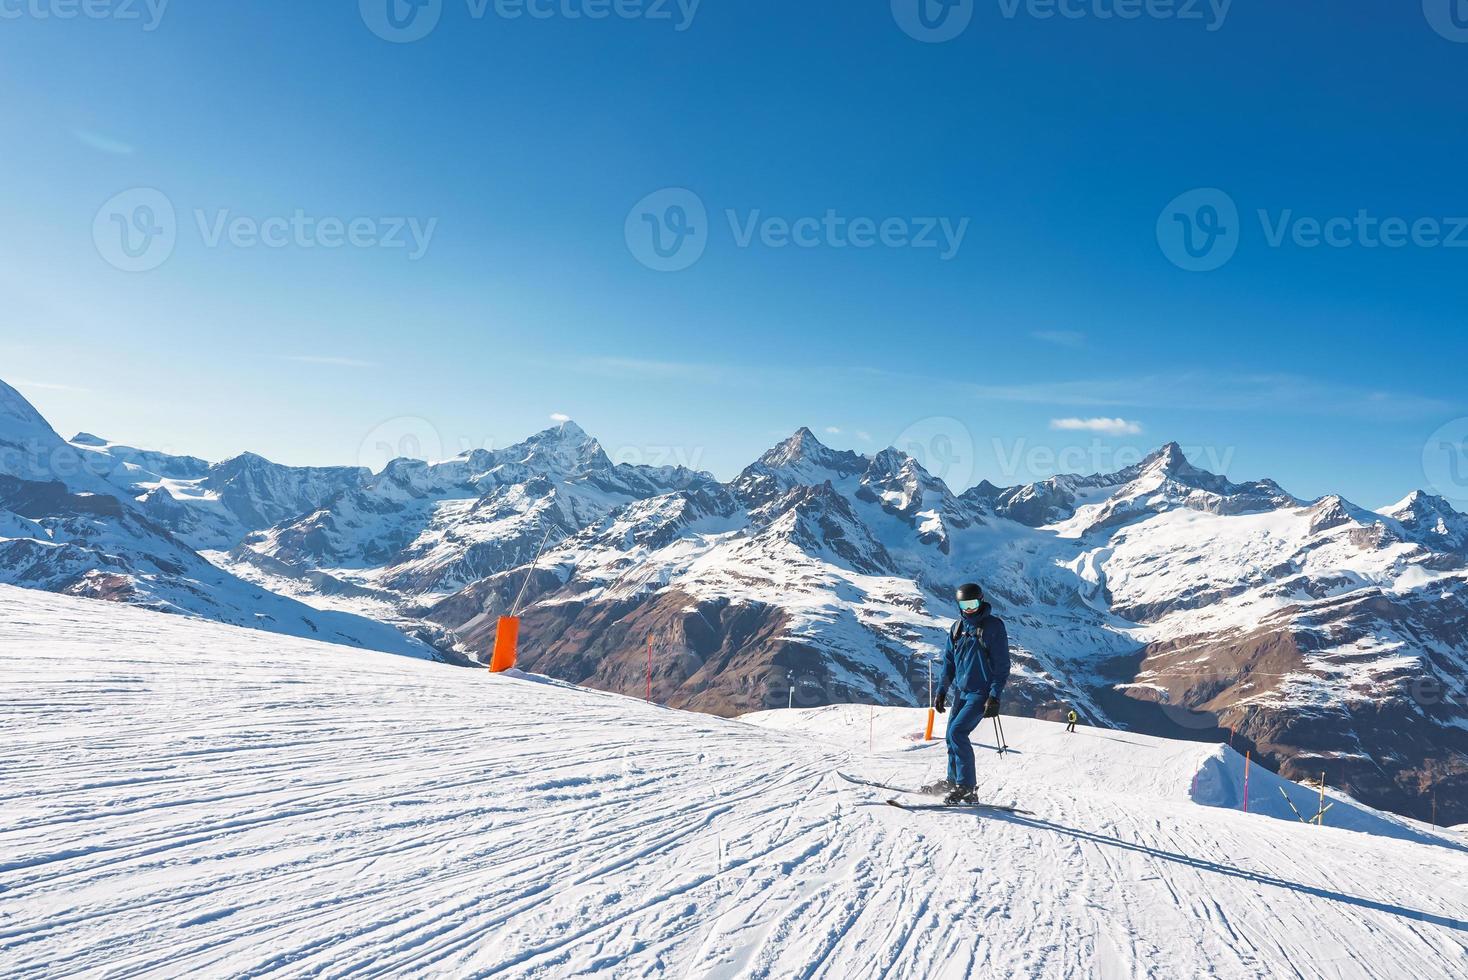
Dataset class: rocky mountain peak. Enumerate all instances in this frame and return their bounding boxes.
[1385,490,1459,519]
[1382,490,1468,552]
[750,427,867,478]
[1136,442,1203,483]
[760,427,831,467]
[515,420,609,474]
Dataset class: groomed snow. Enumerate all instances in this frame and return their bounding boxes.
[3,586,1467,978]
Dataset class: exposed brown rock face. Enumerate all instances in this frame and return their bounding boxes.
[433,575,927,718]
[1112,585,1468,825]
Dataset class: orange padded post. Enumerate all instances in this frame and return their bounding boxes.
[924,708,936,741]
[489,616,520,673]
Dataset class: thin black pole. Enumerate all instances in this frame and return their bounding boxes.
[510,526,557,618]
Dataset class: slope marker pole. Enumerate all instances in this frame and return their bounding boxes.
[1279,787,1308,824]
[1243,751,1251,813]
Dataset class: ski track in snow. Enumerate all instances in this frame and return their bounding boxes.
[2,587,1467,978]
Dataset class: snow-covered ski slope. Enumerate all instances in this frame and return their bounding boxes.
[2,587,1466,979]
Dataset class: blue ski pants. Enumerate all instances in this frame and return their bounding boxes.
[945,694,988,788]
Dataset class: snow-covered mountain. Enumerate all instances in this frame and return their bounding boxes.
[241,421,716,597]
[1380,489,1468,554]
[410,427,1467,826]
[4,376,1464,825]
[5,586,1466,978]
[72,432,370,551]
[0,380,444,661]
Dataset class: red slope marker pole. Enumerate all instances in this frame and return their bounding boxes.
[1243,751,1251,813]
[646,635,653,702]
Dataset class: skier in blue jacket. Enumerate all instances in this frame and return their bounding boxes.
[928,583,1011,805]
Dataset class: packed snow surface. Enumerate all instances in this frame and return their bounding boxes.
[2,587,1466,978]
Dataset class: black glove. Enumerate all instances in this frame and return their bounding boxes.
[934,690,947,714]
[983,696,1000,719]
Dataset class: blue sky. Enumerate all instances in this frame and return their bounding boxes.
[2,1,1467,508]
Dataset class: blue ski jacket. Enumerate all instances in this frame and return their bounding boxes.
[938,603,1011,699]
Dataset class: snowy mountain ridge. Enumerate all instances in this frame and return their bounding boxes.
[2,375,1465,825]
[0,379,447,662]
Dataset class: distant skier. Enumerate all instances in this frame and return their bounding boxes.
[926,583,1011,805]
[1066,709,1078,734]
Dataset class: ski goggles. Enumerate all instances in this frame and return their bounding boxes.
[958,598,983,613]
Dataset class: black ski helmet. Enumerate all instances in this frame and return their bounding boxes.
[956,583,983,604]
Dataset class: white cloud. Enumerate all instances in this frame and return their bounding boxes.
[279,355,378,369]
[576,356,722,383]
[824,426,842,435]
[1050,417,1143,436]
[550,413,572,423]
[14,380,89,393]
[856,430,873,442]
[939,371,1454,422]
[72,129,135,155]
[1032,330,1087,348]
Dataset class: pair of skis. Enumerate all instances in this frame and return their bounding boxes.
[837,772,1033,815]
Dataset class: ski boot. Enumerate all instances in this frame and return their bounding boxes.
[943,785,978,806]
[919,778,955,797]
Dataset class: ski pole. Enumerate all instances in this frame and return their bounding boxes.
[992,715,1008,757]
